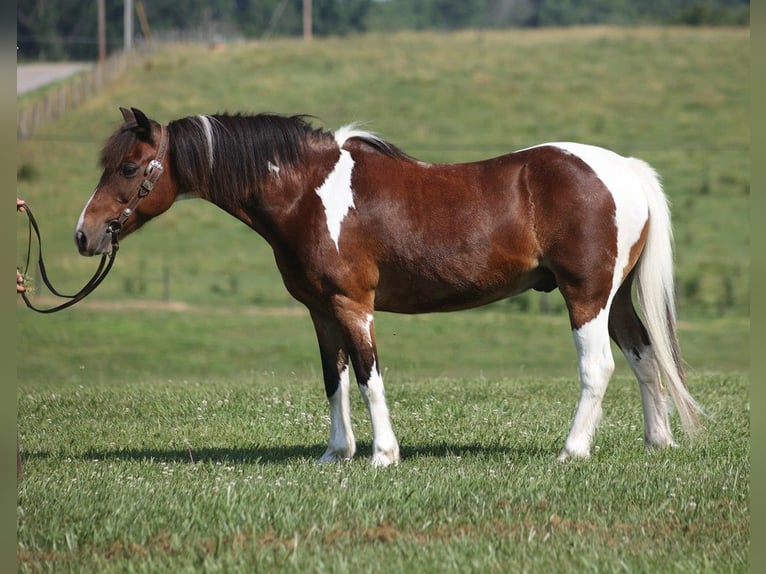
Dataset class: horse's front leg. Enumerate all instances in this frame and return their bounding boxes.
[311,311,356,463]
[333,297,400,467]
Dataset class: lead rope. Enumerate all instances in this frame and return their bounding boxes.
[18,203,120,314]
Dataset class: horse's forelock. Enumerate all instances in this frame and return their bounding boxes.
[100,128,137,171]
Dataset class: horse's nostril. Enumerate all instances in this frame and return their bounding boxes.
[75,230,88,253]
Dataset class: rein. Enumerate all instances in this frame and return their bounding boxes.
[18,125,168,314]
[19,204,120,314]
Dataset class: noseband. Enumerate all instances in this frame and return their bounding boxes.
[19,125,168,314]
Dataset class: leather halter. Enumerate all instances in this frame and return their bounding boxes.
[18,125,169,314]
[109,124,169,234]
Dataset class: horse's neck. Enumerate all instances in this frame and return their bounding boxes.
[203,145,338,241]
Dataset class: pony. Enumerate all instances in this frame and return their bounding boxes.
[75,107,702,465]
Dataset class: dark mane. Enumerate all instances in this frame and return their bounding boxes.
[100,112,411,211]
[167,113,325,207]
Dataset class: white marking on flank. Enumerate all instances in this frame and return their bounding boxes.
[267,161,280,177]
[315,145,355,251]
[197,115,215,169]
[532,142,649,295]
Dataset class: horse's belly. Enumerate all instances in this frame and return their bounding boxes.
[373,263,549,314]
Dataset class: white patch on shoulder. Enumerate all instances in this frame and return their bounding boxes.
[315,140,356,251]
[535,142,649,294]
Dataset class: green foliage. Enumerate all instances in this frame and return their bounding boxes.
[17,0,749,61]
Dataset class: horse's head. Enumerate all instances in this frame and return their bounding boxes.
[75,107,175,256]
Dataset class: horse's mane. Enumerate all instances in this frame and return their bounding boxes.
[165,113,409,207]
[99,113,410,210]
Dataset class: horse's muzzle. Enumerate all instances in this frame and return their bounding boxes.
[75,228,114,256]
[75,230,89,255]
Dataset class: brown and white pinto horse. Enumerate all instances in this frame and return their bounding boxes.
[75,107,702,465]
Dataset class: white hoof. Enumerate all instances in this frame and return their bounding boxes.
[557,446,591,462]
[370,445,399,467]
[317,447,355,464]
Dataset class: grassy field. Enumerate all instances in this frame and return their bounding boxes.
[17,27,749,572]
[17,375,749,573]
[17,360,749,572]
[18,305,749,572]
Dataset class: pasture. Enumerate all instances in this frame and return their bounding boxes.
[17,27,749,572]
[17,307,749,572]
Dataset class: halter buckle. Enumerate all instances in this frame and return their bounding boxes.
[139,179,154,196]
[145,159,164,176]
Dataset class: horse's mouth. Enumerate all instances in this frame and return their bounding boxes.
[74,228,115,256]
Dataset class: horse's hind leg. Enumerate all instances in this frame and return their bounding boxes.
[558,302,616,461]
[608,275,676,449]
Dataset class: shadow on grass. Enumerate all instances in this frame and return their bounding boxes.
[25,441,557,465]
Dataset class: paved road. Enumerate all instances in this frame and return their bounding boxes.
[17,62,92,95]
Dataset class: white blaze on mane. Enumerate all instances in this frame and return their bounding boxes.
[197,115,215,169]
[314,124,379,251]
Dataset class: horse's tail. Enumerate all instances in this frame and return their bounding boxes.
[627,157,703,438]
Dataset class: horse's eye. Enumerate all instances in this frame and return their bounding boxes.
[120,163,139,178]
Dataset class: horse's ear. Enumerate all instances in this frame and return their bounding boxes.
[119,107,153,141]
[119,106,138,131]
[130,108,154,142]
[120,107,134,124]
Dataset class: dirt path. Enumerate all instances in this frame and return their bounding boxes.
[17,62,92,95]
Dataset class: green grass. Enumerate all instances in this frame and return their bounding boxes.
[16,27,749,316]
[17,306,749,572]
[17,307,749,384]
[18,372,748,572]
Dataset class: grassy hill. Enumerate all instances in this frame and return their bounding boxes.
[17,27,749,316]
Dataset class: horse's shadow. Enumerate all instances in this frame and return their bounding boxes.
[26,442,556,465]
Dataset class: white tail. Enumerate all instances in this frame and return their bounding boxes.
[627,158,703,438]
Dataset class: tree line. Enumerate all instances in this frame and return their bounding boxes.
[18,0,749,61]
